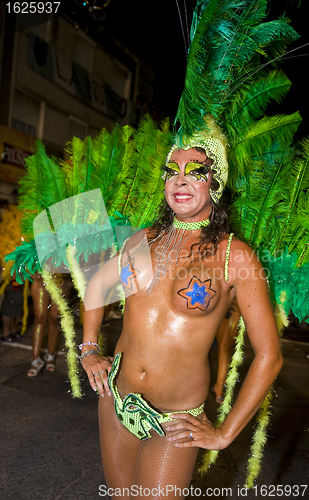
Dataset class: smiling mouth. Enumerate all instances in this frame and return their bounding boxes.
[173,193,193,202]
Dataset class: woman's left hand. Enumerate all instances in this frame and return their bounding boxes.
[166,413,228,450]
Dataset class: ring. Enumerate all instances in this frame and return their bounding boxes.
[189,431,193,439]
[93,370,105,377]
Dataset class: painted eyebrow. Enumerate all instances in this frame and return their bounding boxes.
[163,165,179,171]
[186,165,209,173]
[167,160,207,165]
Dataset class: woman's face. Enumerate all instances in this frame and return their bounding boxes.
[164,148,213,221]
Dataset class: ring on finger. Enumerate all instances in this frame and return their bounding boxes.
[189,431,193,439]
[93,370,105,377]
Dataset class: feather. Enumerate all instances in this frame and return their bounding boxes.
[229,112,302,177]
[134,119,173,227]
[230,139,305,252]
[18,141,67,239]
[4,240,40,283]
[61,136,96,196]
[92,127,117,193]
[42,269,82,398]
[287,190,309,266]
[103,124,135,215]
[273,138,309,255]
[175,0,299,142]
[227,70,292,142]
[121,116,158,224]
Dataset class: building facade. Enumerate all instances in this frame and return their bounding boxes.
[0,6,154,206]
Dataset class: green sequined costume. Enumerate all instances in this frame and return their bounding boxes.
[108,352,205,440]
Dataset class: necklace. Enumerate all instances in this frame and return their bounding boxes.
[173,217,210,230]
[145,216,210,295]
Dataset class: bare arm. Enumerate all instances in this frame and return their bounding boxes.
[81,228,152,395]
[81,254,120,396]
[218,247,283,445]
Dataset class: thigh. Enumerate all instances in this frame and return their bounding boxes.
[98,394,142,494]
[133,421,200,499]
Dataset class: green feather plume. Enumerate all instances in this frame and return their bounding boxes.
[133,118,173,227]
[18,141,67,239]
[121,115,158,223]
[230,112,301,177]
[62,136,94,196]
[287,192,309,266]
[96,125,127,210]
[277,138,309,259]
[227,70,292,142]
[106,125,135,216]
[175,0,299,141]
[230,144,293,249]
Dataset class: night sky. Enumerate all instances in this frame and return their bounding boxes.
[61,1,308,136]
[101,0,309,137]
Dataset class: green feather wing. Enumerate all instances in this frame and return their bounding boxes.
[134,118,173,227]
[229,112,302,180]
[227,70,292,141]
[18,141,67,239]
[284,138,309,264]
[288,191,309,266]
[121,116,158,223]
[105,125,135,216]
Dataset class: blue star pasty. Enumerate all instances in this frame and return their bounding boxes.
[177,275,216,311]
[120,258,140,291]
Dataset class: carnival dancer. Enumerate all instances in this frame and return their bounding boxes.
[27,274,60,377]
[5,0,307,494]
[27,274,73,377]
[81,137,282,497]
[77,0,306,493]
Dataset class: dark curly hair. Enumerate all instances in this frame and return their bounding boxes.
[150,148,230,257]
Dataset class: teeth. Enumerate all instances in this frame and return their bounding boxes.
[175,195,192,200]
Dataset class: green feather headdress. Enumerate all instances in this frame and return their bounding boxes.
[166,0,299,203]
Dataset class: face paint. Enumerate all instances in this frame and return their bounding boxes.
[162,163,180,181]
[184,162,209,181]
[162,162,209,182]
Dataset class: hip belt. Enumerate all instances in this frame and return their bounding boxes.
[108,352,204,440]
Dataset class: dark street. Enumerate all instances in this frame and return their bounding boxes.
[0,319,308,499]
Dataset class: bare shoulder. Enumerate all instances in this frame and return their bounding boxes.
[229,235,260,265]
[217,233,255,260]
[120,227,150,251]
[226,235,266,287]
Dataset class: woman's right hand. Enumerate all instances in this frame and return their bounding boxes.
[81,353,114,397]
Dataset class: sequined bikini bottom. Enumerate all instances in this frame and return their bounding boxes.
[108,352,205,440]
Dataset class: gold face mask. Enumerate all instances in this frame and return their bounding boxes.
[162,162,210,182]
